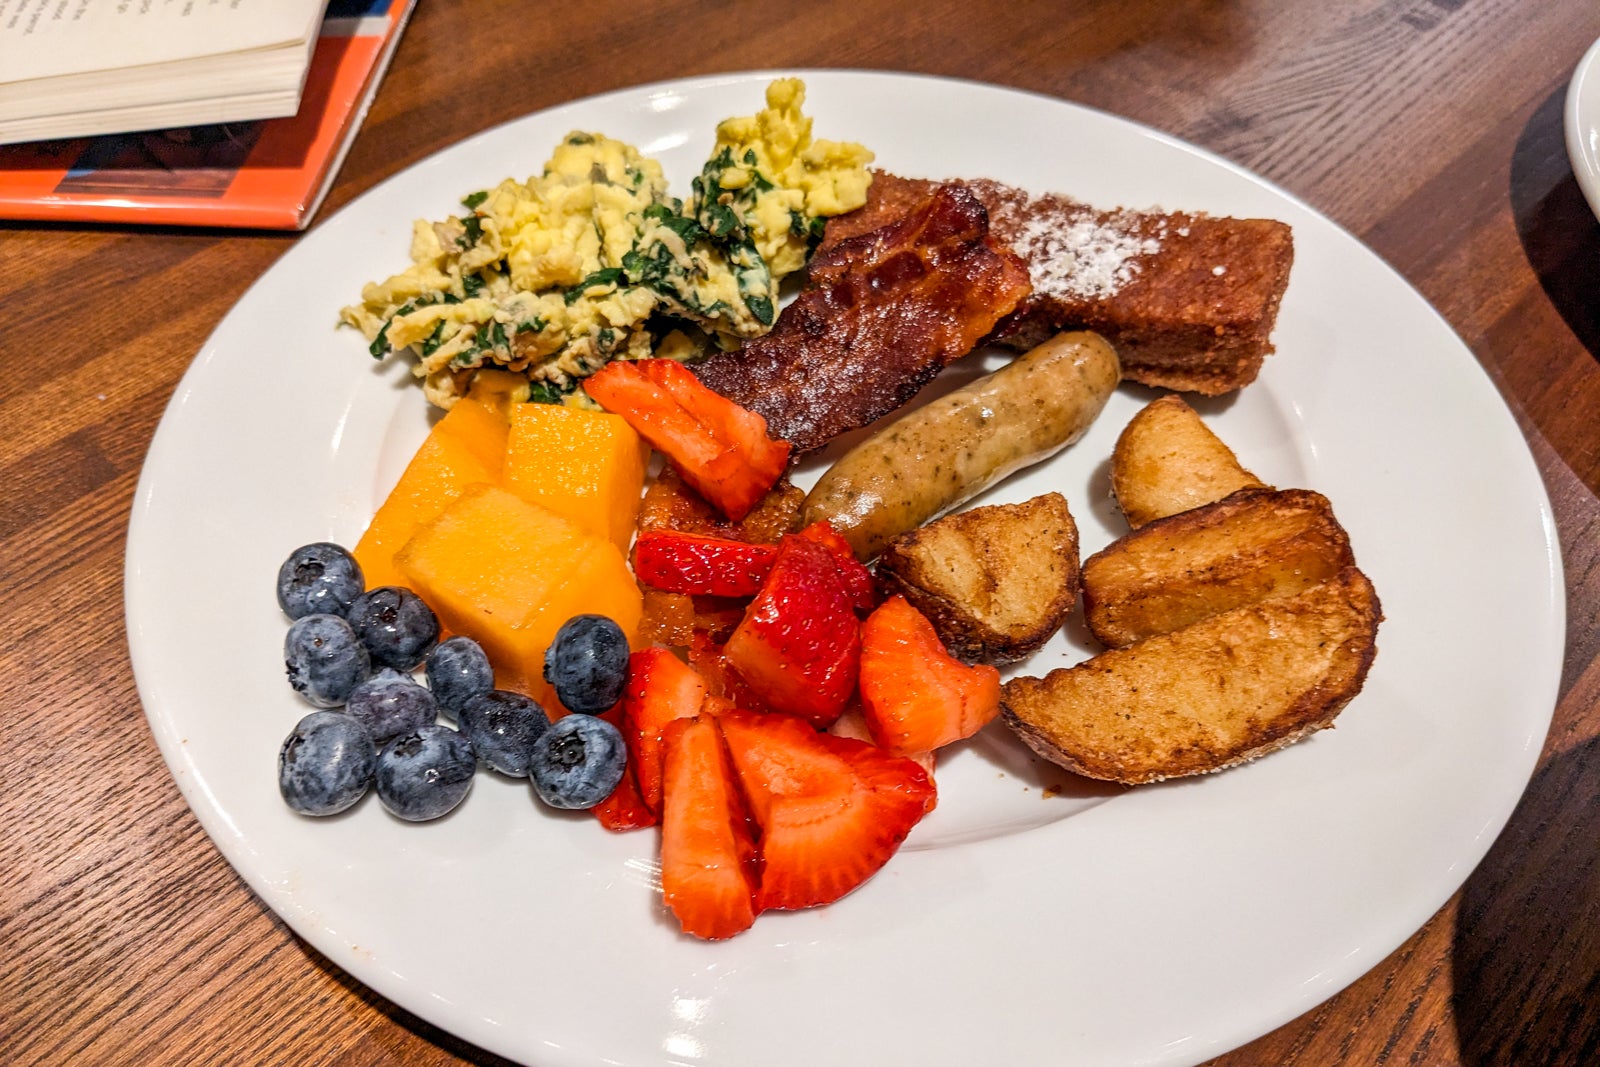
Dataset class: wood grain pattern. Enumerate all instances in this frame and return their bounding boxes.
[5,0,1599,1063]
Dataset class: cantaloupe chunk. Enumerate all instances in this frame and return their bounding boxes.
[438,393,512,475]
[396,484,641,704]
[352,396,508,592]
[505,403,649,551]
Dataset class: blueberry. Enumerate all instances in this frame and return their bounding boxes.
[425,636,494,718]
[278,711,376,816]
[285,613,371,707]
[543,614,630,714]
[528,713,626,809]
[345,668,438,743]
[276,542,365,620]
[457,689,549,777]
[375,724,477,821]
[346,586,439,670]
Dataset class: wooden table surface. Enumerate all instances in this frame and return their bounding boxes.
[7,0,1600,1063]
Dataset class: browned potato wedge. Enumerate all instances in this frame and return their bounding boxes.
[876,492,1079,664]
[1082,487,1354,648]
[1111,395,1267,528]
[1001,566,1381,784]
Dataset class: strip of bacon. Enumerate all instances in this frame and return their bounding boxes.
[691,184,1032,454]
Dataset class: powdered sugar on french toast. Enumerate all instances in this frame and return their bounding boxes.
[1013,212,1163,301]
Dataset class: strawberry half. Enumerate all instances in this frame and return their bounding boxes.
[585,358,791,521]
[796,520,878,614]
[633,530,779,596]
[659,715,760,940]
[723,535,860,728]
[830,706,937,802]
[718,708,934,911]
[688,630,773,715]
[859,595,1002,756]
[590,702,658,831]
[620,648,709,814]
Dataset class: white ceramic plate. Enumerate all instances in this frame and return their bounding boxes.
[127,71,1563,1067]
[1566,35,1600,219]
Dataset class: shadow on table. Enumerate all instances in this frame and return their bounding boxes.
[1509,88,1600,366]
[1452,735,1600,1067]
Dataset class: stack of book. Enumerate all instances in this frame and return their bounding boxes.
[0,0,415,229]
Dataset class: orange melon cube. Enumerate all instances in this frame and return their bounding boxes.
[351,397,508,592]
[437,394,512,476]
[395,485,641,704]
[505,403,649,551]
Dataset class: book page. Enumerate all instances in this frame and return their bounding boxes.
[0,0,328,84]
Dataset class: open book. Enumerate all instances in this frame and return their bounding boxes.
[0,0,413,228]
[0,0,333,146]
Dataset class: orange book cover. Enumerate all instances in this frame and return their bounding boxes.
[0,0,414,230]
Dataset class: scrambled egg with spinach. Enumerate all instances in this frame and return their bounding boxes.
[341,78,873,408]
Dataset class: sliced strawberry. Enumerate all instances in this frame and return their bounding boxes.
[586,359,791,521]
[688,630,774,715]
[718,708,934,911]
[633,530,779,596]
[796,520,878,614]
[587,360,722,466]
[592,771,657,830]
[634,358,786,469]
[590,705,657,830]
[859,595,1002,756]
[829,706,937,799]
[620,647,709,814]
[659,715,761,939]
[723,535,859,728]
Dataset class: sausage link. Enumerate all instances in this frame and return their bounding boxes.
[801,331,1120,560]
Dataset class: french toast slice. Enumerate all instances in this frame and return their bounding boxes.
[822,172,1294,395]
[1081,487,1354,648]
[875,493,1079,664]
[1001,566,1381,784]
[1110,394,1267,529]
[970,178,1293,395]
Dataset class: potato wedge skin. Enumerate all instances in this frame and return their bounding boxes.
[1082,487,1354,648]
[801,331,1119,561]
[876,492,1080,664]
[1111,394,1266,529]
[1001,566,1381,784]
